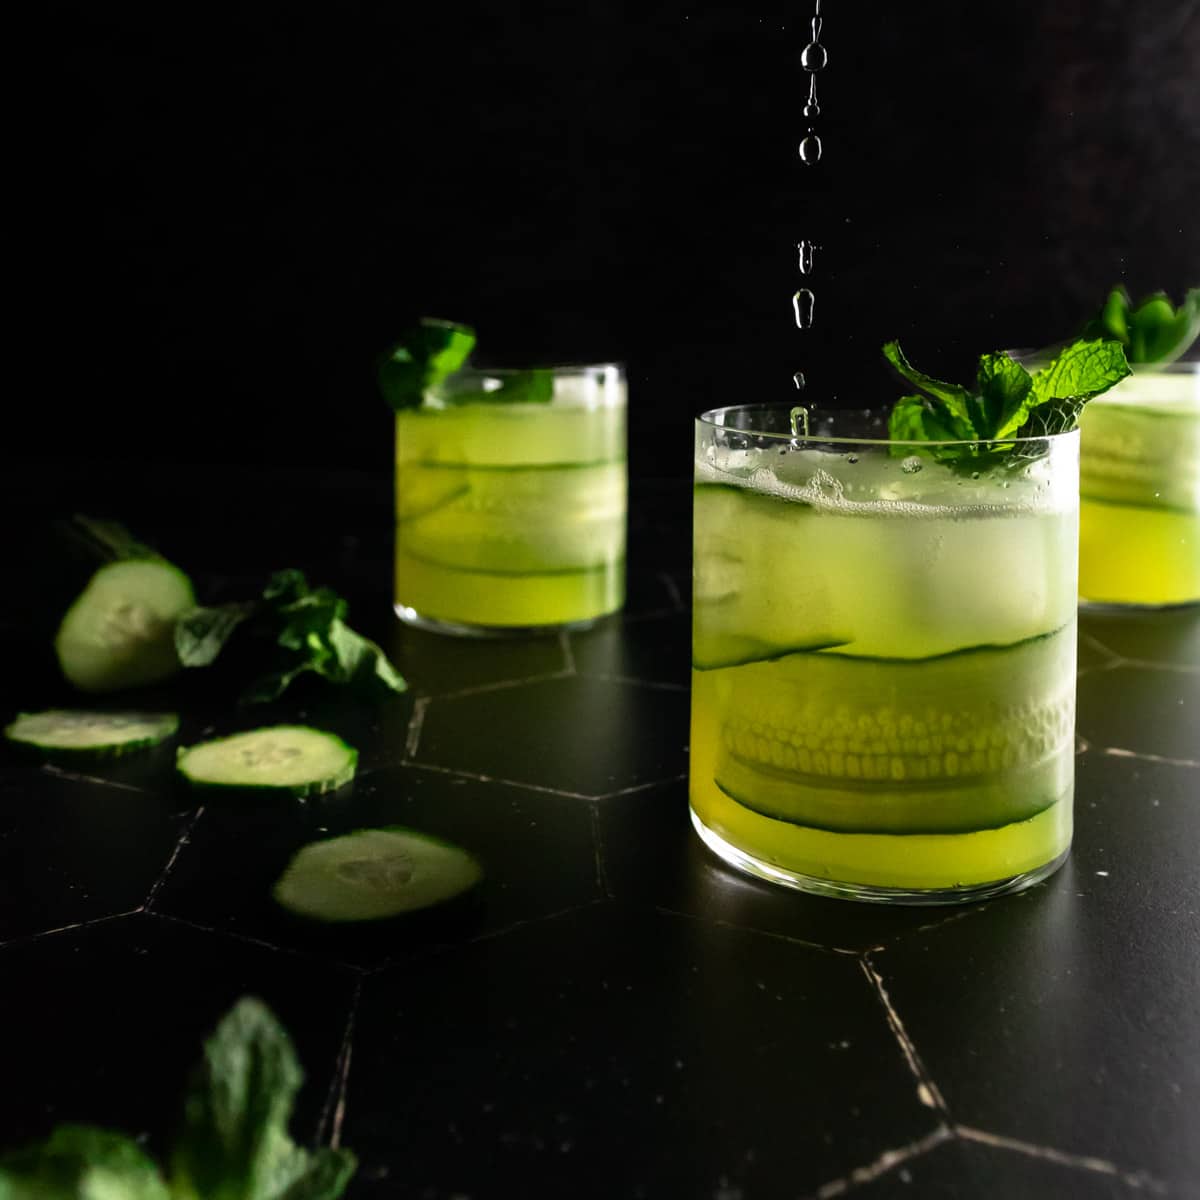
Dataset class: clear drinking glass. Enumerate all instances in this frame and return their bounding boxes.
[394,363,627,634]
[1078,361,1200,607]
[689,407,1079,904]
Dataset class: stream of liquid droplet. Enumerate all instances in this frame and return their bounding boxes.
[793,288,815,329]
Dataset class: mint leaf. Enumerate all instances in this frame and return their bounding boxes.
[170,997,356,1200]
[276,1152,359,1200]
[1029,339,1131,414]
[1083,285,1200,364]
[175,602,256,667]
[883,338,1131,463]
[0,1125,170,1200]
[887,395,960,444]
[176,570,406,704]
[881,341,977,438]
[976,352,1033,439]
[378,317,476,411]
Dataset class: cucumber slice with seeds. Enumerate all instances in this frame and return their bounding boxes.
[4,709,179,758]
[272,827,483,922]
[176,726,357,797]
[51,518,196,693]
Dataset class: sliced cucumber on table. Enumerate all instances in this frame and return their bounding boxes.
[272,827,483,922]
[176,725,357,797]
[3,709,179,758]
[49,516,196,692]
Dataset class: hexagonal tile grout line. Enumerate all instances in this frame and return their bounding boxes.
[37,764,151,793]
[1099,746,1200,770]
[858,947,1171,1198]
[0,908,143,953]
[798,1126,953,1199]
[952,1126,1169,1195]
[317,975,362,1150]
[144,806,207,909]
[144,909,366,975]
[858,952,948,1118]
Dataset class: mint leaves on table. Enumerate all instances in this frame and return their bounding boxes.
[883,338,1131,460]
[175,568,406,705]
[378,317,477,411]
[1081,285,1200,364]
[378,317,556,408]
[0,998,356,1200]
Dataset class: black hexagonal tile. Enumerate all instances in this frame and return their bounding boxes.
[150,766,602,968]
[595,780,970,953]
[343,904,936,1199]
[1077,665,1199,761]
[0,913,355,1155]
[415,676,689,797]
[570,612,690,687]
[1078,605,1200,667]
[0,769,194,942]
[868,754,1199,1192]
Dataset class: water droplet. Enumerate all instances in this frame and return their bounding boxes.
[790,405,810,438]
[901,456,923,474]
[846,454,859,464]
[798,132,822,165]
[971,471,980,480]
[811,15,823,41]
[801,42,828,71]
[792,288,815,329]
[797,240,817,274]
[793,371,806,390]
[804,75,820,119]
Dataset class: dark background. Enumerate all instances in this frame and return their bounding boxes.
[20,0,1200,484]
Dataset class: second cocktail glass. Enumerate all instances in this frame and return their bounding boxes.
[394,363,627,634]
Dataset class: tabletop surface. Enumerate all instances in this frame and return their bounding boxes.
[2,470,1197,1199]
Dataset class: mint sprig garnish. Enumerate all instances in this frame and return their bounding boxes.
[0,999,357,1200]
[175,569,406,705]
[1082,285,1199,364]
[378,319,556,409]
[378,317,476,411]
[883,338,1131,461]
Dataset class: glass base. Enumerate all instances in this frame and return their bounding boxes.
[1079,597,1199,612]
[690,810,1071,907]
[393,603,606,639]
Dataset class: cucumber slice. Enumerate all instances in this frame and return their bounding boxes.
[709,628,1076,834]
[176,726,357,797]
[3,709,179,758]
[51,518,196,693]
[272,827,483,922]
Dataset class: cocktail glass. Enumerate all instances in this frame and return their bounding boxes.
[689,406,1079,903]
[394,363,627,634]
[1077,361,1199,607]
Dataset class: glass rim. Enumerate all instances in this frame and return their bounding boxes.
[696,404,1080,448]
[1005,347,1199,374]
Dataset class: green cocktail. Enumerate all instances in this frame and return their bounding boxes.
[690,407,1080,902]
[1078,361,1200,606]
[394,364,627,632]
